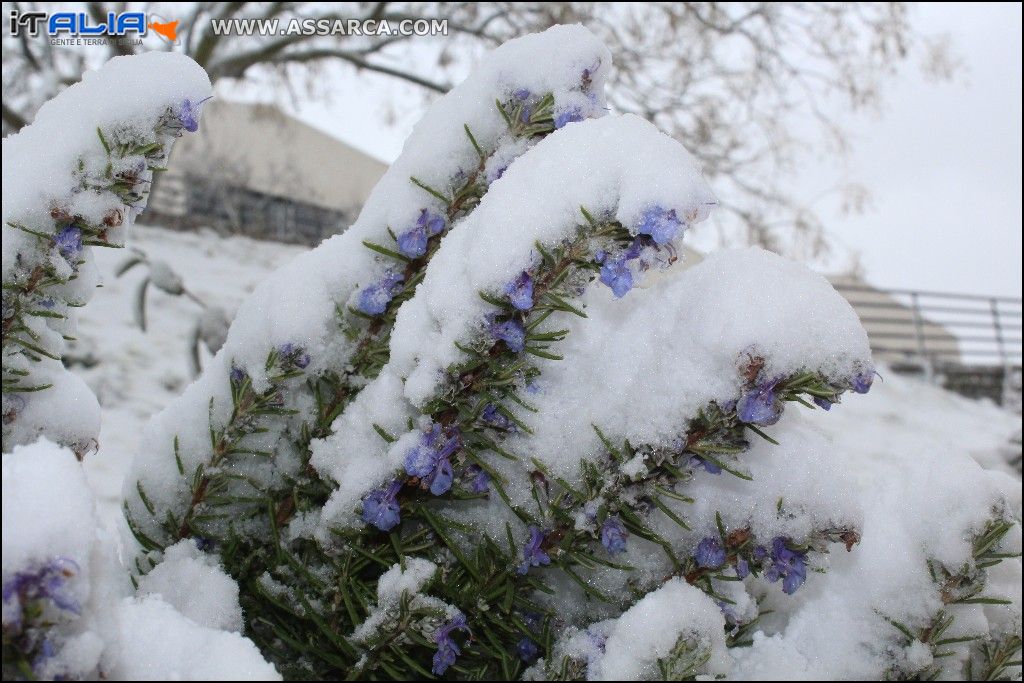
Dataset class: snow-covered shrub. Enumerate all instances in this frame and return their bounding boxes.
[110,25,1019,681]
[2,53,284,680]
[2,439,279,680]
[1,52,209,455]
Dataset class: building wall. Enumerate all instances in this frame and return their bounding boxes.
[149,100,388,244]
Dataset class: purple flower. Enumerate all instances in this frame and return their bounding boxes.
[737,379,783,426]
[278,343,310,369]
[396,225,428,258]
[419,208,446,236]
[520,611,543,632]
[2,557,81,629]
[517,637,540,663]
[851,370,875,394]
[194,536,216,552]
[404,424,460,496]
[481,403,512,430]
[357,272,405,316]
[466,465,491,494]
[554,107,584,129]
[490,318,525,353]
[513,88,531,101]
[54,226,82,261]
[690,456,722,475]
[735,557,750,579]
[504,271,534,311]
[752,545,768,561]
[31,637,57,676]
[395,209,446,258]
[766,537,808,595]
[813,397,833,411]
[600,517,628,554]
[694,537,726,569]
[432,613,469,675]
[516,526,551,575]
[361,480,402,531]
[229,365,246,384]
[599,257,633,298]
[637,206,684,246]
[179,97,210,132]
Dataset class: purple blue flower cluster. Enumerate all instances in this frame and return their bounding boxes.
[513,88,533,122]
[737,377,783,426]
[178,97,211,133]
[763,537,808,594]
[361,479,403,531]
[277,343,310,369]
[464,464,491,494]
[851,370,875,394]
[694,537,727,569]
[517,637,540,663]
[490,318,526,353]
[404,424,461,495]
[690,456,722,475]
[432,613,470,675]
[2,557,80,630]
[504,271,534,311]
[516,526,551,575]
[600,517,628,554]
[54,226,82,262]
[636,206,684,246]
[396,209,446,258]
[356,272,405,316]
[595,238,644,298]
[480,403,512,431]
[554,107,584,129]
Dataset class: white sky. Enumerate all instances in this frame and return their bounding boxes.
[289,3,1022,299]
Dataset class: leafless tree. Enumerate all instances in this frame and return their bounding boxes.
[2,2,952,258]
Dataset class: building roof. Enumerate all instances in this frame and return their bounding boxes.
[165,100,388,213]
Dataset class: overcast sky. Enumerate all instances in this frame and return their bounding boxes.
[293,3,1022,299]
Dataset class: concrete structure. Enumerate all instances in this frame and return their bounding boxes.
[827,274,961,365]
[149,100,388,244]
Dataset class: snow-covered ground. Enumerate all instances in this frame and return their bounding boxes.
[75,223,1021,527]
[71,224,304,525]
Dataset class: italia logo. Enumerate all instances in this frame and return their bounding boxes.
[9,10,181,44]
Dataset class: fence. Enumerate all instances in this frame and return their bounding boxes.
[834,284,1022,405]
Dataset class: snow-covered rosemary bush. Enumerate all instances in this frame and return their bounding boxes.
[107,25,1018,681]
[2,54,283,681]
[1,52,210,455]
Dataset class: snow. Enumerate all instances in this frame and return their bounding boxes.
[5,26,1020,681]
[592,578,730,680]
[1,52,210,252]
[136,540,244,632]
[511,247,871,480]
[728,429,1020,679]
[126,24,613,545]
[313,113,716,528]
[2,439,97,608]
[104,596,280,681]
[31,222,1021,681]
[1,437,278,680]
[2,51,211,453]
[350,558,454,644]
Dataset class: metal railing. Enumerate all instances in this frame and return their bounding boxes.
[834,283,1022,404]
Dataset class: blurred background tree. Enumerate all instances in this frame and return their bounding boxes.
[2,2,953,258]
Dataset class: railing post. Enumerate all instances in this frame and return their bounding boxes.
[910,291,934,383]
[991,297,1012,406]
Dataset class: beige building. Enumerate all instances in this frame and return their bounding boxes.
[149,100,388,244]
